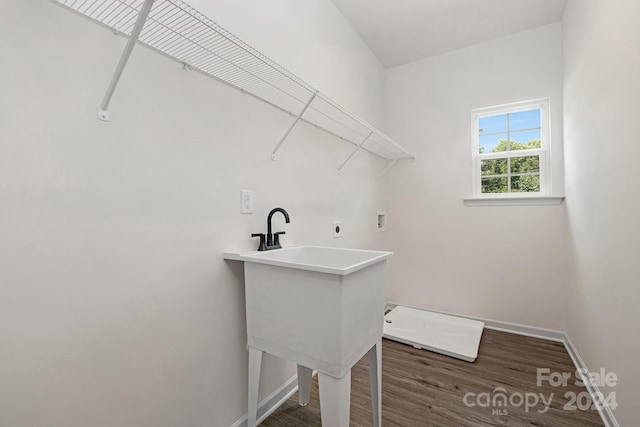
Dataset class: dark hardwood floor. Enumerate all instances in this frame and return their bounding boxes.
[260,329,604,426]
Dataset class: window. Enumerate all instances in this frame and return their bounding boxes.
[471,99,550,197]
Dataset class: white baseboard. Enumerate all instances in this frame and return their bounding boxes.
[230,374,299,427]
[385,302,620,427]
[563,335,620,427]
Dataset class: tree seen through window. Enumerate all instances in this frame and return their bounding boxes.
[477,108,542,194]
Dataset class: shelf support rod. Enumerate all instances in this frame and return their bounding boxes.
[271,91,317,160]
[98,0,155,122]
[337,130,373,173]
[375,158,399,181]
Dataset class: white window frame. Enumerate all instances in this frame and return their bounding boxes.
[470,98,551,200]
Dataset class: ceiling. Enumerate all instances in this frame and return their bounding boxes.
[330,0,566,68]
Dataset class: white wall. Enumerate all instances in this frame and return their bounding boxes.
[563,0,640,424]
[384,23,568,330]
[0,1,388,426]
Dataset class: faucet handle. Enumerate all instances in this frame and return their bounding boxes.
[251,233,267,251]
[273,231,286,246]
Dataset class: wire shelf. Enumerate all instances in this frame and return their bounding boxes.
[52,0,415,163]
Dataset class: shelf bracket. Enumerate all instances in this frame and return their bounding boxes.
[271,91,317,160]
[337,130,373,174]
[98,0,155,121]
[375,158,400,181]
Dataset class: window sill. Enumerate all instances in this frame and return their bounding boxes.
[463,195,565,207]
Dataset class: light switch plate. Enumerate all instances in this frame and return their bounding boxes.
[241,190,254,214]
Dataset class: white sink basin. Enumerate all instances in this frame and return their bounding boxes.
[239,245,392,275]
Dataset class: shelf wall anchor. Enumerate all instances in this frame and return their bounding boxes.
[271,91,317,160]
[98,0,155,122]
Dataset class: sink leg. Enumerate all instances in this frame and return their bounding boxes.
[248,346,262,427]
[318,371,351,426]
[368,339,382,427]
[297,364,313,406]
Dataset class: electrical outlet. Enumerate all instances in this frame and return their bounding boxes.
[241,190,254,214]
[333,221,342,238]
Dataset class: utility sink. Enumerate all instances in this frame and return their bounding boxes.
[224,245,392,426]
[225,245,392,376]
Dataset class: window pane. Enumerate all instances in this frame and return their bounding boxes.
[473,100,549,197]
[511,175,540,192]
[510,129,541,150]
[509,109,540,131]
[479,133,508,153]
[481,177,508,193]
[510,155,540,174]
[481,158,507,176]
[479,114,507,135]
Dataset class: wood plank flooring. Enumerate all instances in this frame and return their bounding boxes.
[260,329,604,426]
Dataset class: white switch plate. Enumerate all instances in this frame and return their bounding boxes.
[241,190,254,214]
[333,221,342,238]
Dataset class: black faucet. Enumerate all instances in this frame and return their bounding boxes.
[251,207,290,251]
[267,207,290,249]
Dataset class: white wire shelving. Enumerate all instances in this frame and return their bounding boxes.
[51,0,415,176]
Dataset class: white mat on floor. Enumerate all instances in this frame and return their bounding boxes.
[383,306,485,362]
